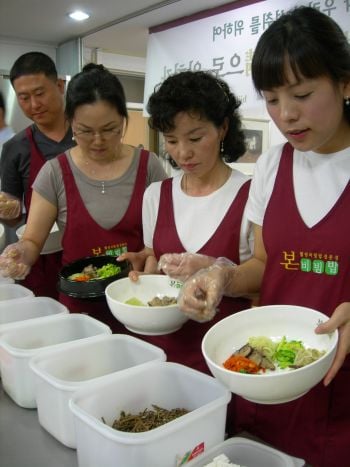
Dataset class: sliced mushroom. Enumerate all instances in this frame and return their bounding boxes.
[234,344,252,357]
[249,350,263,367]
[261,356,275,370]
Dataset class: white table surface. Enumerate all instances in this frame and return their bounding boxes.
[0,384,78,467]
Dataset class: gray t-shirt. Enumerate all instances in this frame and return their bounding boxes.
[0,124,74,199]
[33,147,167,230]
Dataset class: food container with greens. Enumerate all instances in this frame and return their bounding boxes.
[58,255,130,299]
[69,361,231,467]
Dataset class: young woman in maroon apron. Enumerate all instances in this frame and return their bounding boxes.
[58,150,148,329]
[177,7,350,466]
[21,127,62,298]
[233,143,350,466]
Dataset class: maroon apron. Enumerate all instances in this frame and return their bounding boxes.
[58,150,148,329]
[233,143,350,467]
[141,177,252,374]
[20,127,62,299]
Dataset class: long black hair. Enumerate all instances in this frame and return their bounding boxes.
[252,6,350,123]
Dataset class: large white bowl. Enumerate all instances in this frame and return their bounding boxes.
[202,305,338,404]
[105,274,188,335]
[16,222,62,254]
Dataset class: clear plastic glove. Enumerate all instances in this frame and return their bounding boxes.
[0,192,21,219]
[0,242,31,280]
[158,253,216,282]
[178,258,236,322]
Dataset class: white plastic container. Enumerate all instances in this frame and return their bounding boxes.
[0,314,111,408]
[0,223,5,253]
[69,361,231,467]
[0,296,68,333]
[30,334,166,448]
[186,437,305,466]
[0,283,34,302]
[0,276,14,284]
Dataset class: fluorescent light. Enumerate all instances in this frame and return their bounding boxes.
[69,10,90,21]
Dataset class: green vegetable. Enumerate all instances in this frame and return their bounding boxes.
[275,336,304,369]
[125,297,145,306]
[96,264,121,279]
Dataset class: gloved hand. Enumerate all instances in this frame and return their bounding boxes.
[0,242,31,280]
[158,253,216,282]
[178,257,236,322]
[0,192,21,219]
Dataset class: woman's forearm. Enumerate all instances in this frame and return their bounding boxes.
[223,257,265,297]
[18,238,42,266]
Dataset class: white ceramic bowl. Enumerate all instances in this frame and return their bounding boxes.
[105,275,188,335]
[16,222,62,254]
[202,305,338,404]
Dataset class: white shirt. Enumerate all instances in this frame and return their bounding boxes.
[246,143,350,228]
[0,126,15,155]
[142,170,254,262]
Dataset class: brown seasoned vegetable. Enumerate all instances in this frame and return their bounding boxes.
[147,296,177,306]
[109,405,189,432]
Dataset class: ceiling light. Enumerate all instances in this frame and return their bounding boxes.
[69,10,90,21]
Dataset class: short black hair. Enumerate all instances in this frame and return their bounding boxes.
[147,70,246,162]
[65,63,128,123]
[10,51,58,85]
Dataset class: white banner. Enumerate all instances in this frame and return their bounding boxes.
[144,0,350,122]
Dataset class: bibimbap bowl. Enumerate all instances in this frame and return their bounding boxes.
[105,275,188,335]
[202,305,338,404]
[59,255,130,299]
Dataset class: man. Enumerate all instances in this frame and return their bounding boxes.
[0,51,75,297]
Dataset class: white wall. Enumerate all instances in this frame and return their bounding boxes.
[96,50,146,76]
[0,38,56,74]
[144,0,350,149]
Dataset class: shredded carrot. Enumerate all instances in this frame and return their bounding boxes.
[73,274,91,282]
[223,354,261,374]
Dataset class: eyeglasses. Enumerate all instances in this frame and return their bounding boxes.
[73,126,122,141]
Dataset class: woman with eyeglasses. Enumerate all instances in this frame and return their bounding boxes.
[0,63,167,326]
